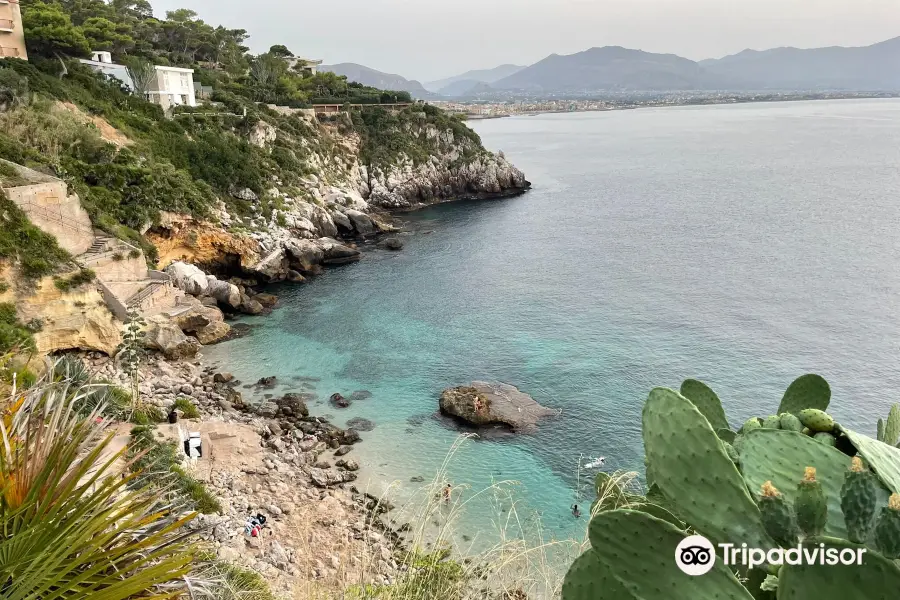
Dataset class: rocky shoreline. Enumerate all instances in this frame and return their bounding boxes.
[83,348,408,597]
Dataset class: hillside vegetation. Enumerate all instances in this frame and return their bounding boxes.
[0,1,486,268]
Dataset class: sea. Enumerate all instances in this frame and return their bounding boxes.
[204,98,900,555]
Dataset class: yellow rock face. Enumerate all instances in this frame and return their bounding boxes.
[10,273,122,356]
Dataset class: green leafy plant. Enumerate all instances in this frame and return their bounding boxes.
[172,396,200,419]
[0,367,197,597]
[563,375,900,599]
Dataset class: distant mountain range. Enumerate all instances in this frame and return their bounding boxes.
[326,36,900,98]
[700,36,900,91]
[423,64,526,95]
[319,63,438,99]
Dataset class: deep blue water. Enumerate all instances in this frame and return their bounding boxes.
[205,99,900,546]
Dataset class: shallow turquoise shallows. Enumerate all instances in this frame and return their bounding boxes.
[204,99,900,549]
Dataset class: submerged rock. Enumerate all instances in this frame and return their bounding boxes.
[346,417,375,432]
[382,237,403,251]
[439,382,558,433]
[330,393,350,408]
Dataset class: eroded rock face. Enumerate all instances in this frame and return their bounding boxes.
[206,276,241,308]
[14,278,122,355]
[143,315,201,359]
[439,382,557,433]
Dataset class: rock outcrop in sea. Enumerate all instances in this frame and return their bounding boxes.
[439,381,558,433]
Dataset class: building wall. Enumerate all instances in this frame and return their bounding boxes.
[0,1,27,60]
[4,181,94,255]
[149,67,197,110]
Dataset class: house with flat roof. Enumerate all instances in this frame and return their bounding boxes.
[79,52,197,111]
[0,0,27,60]
[286,56,323,75]
[148,65,197,110]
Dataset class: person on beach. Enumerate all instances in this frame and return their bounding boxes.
[572,504,582,518]
[443,483,452,504]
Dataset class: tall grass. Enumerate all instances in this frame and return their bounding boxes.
[292,435,594,600]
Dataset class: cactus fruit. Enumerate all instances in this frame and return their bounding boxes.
[742,417,762,433]
[759,481,799,547]
[798,409,834,433]
[841,428,900,496]
[779,413,804,433]
[874,494,900,559]
[840,457,879,544]
[763,415,781,429]
[796,467,828,538]
[813,432,836,447]
[801,427,811,436]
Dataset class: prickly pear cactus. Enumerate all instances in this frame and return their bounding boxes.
[758,481,799,547]
[796,467,828,538]
[777,374,831,415]
[740,429,872,539]
[814,432,836,447]
[642,388,773,548]
[762,415,781,429]
[680,379,729,431]
[717,428,737,444]
[742,417,762,433]
[841,428,900,494]
[841,457,879,544]
[779,413,804,433]
[724,441,740,464]
[778,536,900,599]
[798,409,835,433]
[561,510,755,600]
[883,404,900,446]
[874,494,900,559]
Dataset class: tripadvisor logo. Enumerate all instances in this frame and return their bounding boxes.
[675,535,867,576]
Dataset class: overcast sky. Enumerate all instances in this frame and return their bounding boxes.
[155,0,900,82]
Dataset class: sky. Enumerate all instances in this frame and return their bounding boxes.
[154,0,900,82]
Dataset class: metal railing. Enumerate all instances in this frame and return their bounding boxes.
[17,199,94,238]
[127,282,166,308]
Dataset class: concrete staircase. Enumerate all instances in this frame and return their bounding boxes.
[76,233,183,319]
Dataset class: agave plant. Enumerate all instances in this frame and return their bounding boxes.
[0,364,197,598]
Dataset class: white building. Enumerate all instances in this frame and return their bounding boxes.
[79,52,133,88]
[79,52,197,111]
[286,56,323,75]
[147,65,197,110]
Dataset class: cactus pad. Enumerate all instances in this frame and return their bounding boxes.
[561,550,631,600]
[718,428,737,444]
[740,429,859,539]
[874,494,900,559]
[841,457,880,544]
[777,374,831,415]
[583,510,754,599]
[778,536,900,599]
[642,388,772,548]
[758,481,799,547]
[796,467,828,538]
[680,379,730,431]
[884,404,900,446]
[842,428,900,494]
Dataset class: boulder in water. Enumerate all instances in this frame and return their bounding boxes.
[439,382,558,433]
[330,393,350,408]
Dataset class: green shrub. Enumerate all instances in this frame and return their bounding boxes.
[172,397,200,419]
[0,302,35,354]
[54,268,96,292]
[128,425,222,514]
[0,191,70,279]
[112,252,123,261]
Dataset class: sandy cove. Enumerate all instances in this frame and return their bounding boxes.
[84,350,406,599]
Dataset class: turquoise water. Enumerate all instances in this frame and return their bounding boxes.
[205,99,900,547]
